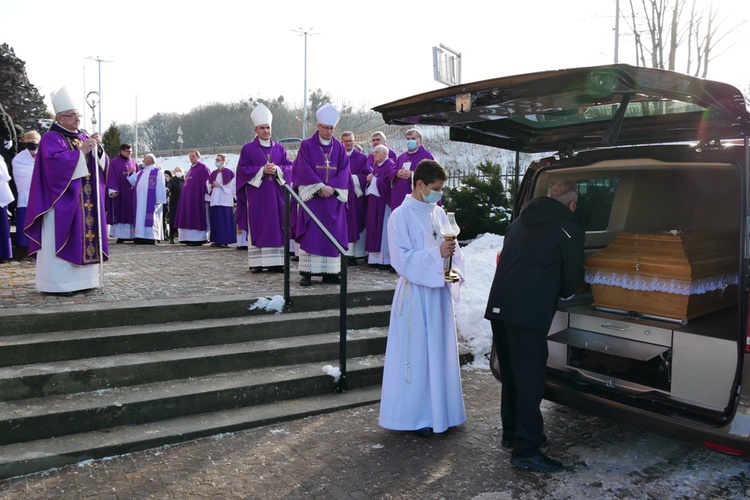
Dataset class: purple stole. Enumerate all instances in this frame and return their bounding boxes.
[136,168,159,228]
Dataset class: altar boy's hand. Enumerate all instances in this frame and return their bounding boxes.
[440,239,456,258]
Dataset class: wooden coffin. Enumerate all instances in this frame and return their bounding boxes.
[585,231,738,321]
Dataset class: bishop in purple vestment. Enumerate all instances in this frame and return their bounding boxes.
[390,129,435,211]
[24,86,109,293]
[294,104,350,286]
[105,143,137,241]
[236,104,293,272]
[174,150,211,246]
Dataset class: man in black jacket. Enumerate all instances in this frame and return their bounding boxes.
[485,180,584,473]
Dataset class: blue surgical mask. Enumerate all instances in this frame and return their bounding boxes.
[215,162,223,169]
[406,139,418,150]
[422,185,442,204]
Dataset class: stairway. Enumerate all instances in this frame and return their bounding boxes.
[0,289,394,479]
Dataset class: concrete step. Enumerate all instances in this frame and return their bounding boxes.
[0,288,395,336]
[0,354,385,447]
[0,327,388,400]
[0,383,383,480]
[0,304,391,367]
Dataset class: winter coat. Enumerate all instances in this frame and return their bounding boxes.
[484,195,585,333]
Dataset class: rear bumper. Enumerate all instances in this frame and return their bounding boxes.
[544,378,750,456]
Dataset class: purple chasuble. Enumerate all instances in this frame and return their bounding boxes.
[236,138,292,247]
[105,155,137,225]
[365,158,395,252]
[24,123,110,265]
[346,148,371,242]
[293,132,351,257]
[174,161,211,230]
[390,145,435,210]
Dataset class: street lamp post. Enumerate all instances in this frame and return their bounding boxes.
[85,56,112,133]
[292,28,317,139]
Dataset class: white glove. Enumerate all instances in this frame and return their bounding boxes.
[3,140,11,150]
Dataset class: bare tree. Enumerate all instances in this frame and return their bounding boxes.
[622,0,747,77]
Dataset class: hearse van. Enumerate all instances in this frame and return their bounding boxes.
[374,64,750,455]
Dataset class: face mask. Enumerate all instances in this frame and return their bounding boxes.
[26,142,39,151]
[406,139,418,150]
[215,162,223,169]
[422,185,442,204]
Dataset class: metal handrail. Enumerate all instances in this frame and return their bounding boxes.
[282,183,349,393]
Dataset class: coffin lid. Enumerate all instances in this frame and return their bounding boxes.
[373,64,750,153]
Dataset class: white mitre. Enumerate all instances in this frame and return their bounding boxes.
[51,87,77,114]
[251,103,273,127]
[316,103,340,127]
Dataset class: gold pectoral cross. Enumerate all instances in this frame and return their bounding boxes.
[316,155,336,183]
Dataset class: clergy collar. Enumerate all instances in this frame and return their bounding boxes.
[50,122,80,138]
[319,137,332,146]
[346,149,354,156]
[259,138,272,147]
[376,160,386,167]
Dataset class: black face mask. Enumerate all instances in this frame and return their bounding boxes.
[26,142,39,151]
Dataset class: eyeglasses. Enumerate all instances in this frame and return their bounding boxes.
[318,125,334,131]
[60,113,82,119]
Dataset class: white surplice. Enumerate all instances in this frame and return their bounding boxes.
[128,165,167,240]
[378,195,466,433]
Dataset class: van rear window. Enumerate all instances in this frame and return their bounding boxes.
[575,178,619,231]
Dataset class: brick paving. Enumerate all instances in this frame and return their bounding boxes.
[2,240,749,498]
[0,239,398,310]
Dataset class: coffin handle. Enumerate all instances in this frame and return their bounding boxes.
[601,323,630,331]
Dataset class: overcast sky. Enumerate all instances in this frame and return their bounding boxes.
[4,0,749,131]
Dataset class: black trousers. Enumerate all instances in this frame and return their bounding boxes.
[491,320,548,457]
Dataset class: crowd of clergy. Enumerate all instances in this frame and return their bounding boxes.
[0,88,437,291]
[1,88,473,465]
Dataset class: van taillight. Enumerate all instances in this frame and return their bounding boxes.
[703,441,746,456]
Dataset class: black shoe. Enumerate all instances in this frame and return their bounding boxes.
[116,239,125,244]
[210,242,221,248]
[322,274,341,284]
[236,246,248,250]
[347,258,358,266]
[250,267,263,274]
[510,453,563,473]
[269,266,284,273]
[299,275,312,287]
[290,255,299,262]
[413,427,433,437]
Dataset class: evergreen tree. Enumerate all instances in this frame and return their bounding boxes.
[443,160,512,240]
[102,123,122,159]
